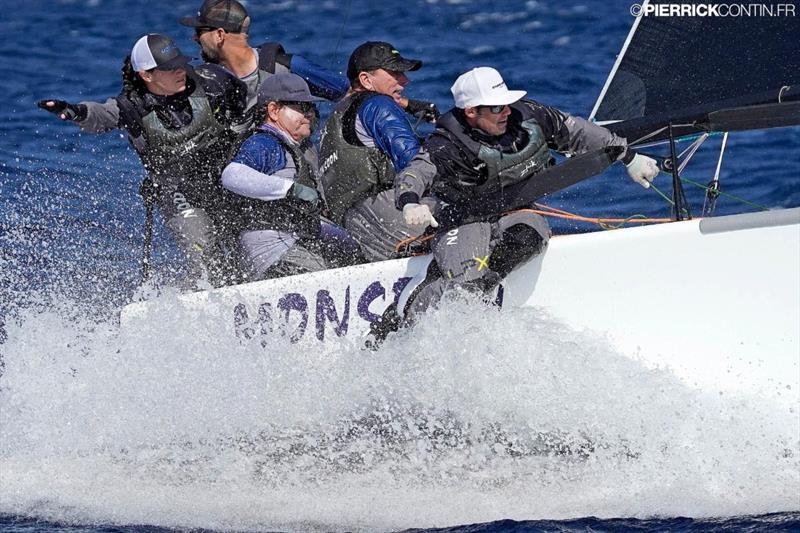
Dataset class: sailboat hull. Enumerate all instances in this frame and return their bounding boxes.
[121,208,800,403]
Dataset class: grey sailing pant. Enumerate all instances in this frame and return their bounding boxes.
[343,189,438,262]
[240,220,365,281]
[157,178,239,287]
[406,210,551,316]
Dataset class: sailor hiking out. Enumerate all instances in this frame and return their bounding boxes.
[221,74,361,280]
[319,41,440,262]
[38,34,248,287]
[379,67,660,336]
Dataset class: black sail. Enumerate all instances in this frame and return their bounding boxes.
[591,0,800,143]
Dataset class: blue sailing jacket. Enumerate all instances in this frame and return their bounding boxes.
[357,94,420,172]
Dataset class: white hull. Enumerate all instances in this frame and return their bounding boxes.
[122,208,800,403]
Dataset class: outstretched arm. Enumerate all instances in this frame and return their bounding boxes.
[37,97,122,134]
[527,101,659,188]
[288,55,349,101]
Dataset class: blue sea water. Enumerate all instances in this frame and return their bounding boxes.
[1,0,799,531]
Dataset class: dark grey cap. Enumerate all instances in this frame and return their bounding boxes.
[179,0,250,34]
[257,73,325,107]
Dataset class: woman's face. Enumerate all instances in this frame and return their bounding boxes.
[140,67,187,96]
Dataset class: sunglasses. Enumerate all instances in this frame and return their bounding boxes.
[194,26,218,37]
[477,104,508,114]
[283,101,317,115]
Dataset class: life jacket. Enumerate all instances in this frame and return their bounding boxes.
[433,100,553,205]
[318,91,395,225]
[256,43,291,79]
[233,127,320,235]
[238,43,293,126]
[130,83,232,186]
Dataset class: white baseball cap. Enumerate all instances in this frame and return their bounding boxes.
[130,34,192,72]
[450,67,527,109]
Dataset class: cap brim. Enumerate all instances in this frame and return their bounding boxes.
[260,94,326,105]
[477,89,527,107]
[384,57,423,72]
[155,55,194,71]
[179,15,205,28]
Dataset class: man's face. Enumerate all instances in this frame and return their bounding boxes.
[141,67,188,96]
[193,27,222,63]
[268,102,315,142]
[359,68,409,104]
[465,104,512,136]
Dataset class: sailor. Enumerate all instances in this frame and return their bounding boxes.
[390,67,660,324]
[318,41,440,261]
[38,34,247,287]
[221,74,361,280]
[179,0,349,130]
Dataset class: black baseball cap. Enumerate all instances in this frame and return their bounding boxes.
[130,34,193,72]
[257,74,325,107]
[346,41,422,81]
[179,0,251,34]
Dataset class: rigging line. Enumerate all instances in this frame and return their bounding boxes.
[703,131,727,216]
[668,123,692,220]
[597,214,657,230]
[651,180,689,219]
[679,176,771,211]
[513,209,670,226]
[651,176,771,212]
[632,125,669,146]
[649,181,676,206]
[678,133,709,174]
[330,0,354,69]
[392,206,674,252]
[528,203,669,224]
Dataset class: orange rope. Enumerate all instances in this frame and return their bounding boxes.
[394,233,434,253]
[514,204,673,225]
[393,203,672,253]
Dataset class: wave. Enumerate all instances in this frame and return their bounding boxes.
[1,294,797,531]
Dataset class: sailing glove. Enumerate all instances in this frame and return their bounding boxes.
[625,153,660,188]
[405,99,440,122]
[37,99,87,122]
[403,203,439,228]
[289,182,320,209]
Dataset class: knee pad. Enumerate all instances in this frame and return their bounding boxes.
[488,224,545,278]
[461,271,503,293]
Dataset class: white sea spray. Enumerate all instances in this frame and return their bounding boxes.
[1,294,797,531]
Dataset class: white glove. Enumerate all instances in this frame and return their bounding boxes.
[402,203,439,227]
[626,153,660,188]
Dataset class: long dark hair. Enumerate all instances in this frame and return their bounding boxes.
[121,55,148,96]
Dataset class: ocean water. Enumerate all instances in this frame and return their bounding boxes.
[1,0,799,531]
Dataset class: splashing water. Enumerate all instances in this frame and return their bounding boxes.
[0,294,797,532]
